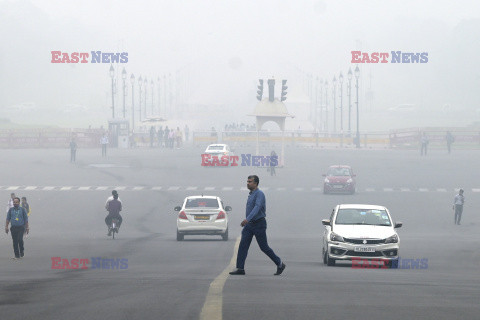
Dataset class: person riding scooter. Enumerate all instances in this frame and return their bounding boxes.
[105,190,122,236]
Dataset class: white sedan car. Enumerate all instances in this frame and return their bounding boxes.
[174,195,231,241]
[322,204,402,268]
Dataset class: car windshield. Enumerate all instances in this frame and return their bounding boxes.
[335,209,391,226]
[207,146,224,151]
[185,198,219,208]
[327,168,351,176]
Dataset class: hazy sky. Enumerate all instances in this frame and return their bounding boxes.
[1,0,479,129]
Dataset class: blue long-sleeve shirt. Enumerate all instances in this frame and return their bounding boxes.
[246,188,266,222]
[7,206,28,227]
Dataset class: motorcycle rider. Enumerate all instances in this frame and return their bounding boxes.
[105,190,122,236]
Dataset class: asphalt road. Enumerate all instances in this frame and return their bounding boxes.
[1,145,479,320]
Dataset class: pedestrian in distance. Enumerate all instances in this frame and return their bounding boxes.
[6,193,15,213]
[453,188,465,225]
[446,131,455,154]
[21,197,30,216]
[69,137,77,162]
[100,133,109,157]
[5,197,29,259]
[420,132,429,156]
[269,150,277,176]
[230,175,286,276]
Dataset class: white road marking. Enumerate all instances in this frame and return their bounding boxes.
[6,186,19,190]
[437,188,447,192]
[78,187,91,191]
[43,186,55,190]
[240,187,248,191]
[312,187,323,192]
[384,188,394,192]
[186,186,197,191]
[115,186,127,190]
[205,187,215,191]
[472,189,480,193]
[133,186,145,190]
[294,187,304,191]
[200,236,240,320]
[365,188,375,192]
[400,188,410,192]
[60,187,72,191]
[168,186,180,191]
[96,186,108,190]
[24,186,37,190]
[419,188,429,192]
[222,187,233,191]
[151,186,162,190]
[277,187,286,191]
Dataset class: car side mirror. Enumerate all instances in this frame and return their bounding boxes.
[394,222,402,228]
[322,219,331,226]
[174,206,181,211]
[225,206,232,212]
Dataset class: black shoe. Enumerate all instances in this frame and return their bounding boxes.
[274,263,286,275]
[20,252,24,258]
[108,229,112,236]
[229,269,245,275]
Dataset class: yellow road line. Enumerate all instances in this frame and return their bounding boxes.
[200,236,240,320]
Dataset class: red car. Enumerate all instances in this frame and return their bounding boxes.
[323,165,356,194]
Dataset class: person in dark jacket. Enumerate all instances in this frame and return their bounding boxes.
[5,197,29,259]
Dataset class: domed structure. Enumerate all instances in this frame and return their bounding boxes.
[251,99,293,118]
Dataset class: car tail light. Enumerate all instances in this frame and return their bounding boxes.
[216,211,226,220]
[179,211,188,220]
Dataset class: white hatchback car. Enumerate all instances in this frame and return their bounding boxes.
[204,144,233,157]
[174,195,231,241]
[322,204,402,268]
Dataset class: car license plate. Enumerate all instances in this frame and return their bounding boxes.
[333,185,343,188]
[354,247,375,252]
[194,215,210,220]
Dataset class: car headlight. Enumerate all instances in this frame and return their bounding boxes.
[324,178,330,183]
[330,232,344,242]
[384,234,398,244]
[346,178,353,184]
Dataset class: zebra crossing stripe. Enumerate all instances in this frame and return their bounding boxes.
[43,186,55,190]
[151,186,162,190]
[60,187,72,191]
[115,186,127,190]
[6,186,19,190]
[384,188,394,192]
[78,187,91,191]
[186,186,197,190]
[400,188,410,192]
[365,188,375,192]
[437,188,447,192]
[133,186,145,190]
[25,186,37,190]
[204,187,215,191]
[96,186,108,190]
[222,187,233,191]
[168,186,180,191]
[419,188,429,192]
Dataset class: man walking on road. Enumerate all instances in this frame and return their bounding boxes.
[453,188,465,225]
[230,175,285,276]
[5,197,29,259]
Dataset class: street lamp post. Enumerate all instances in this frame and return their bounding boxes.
[339,72,344,133]
[157,77,161,117]
[144,77,147,118]
[355,65,360,148]
[138,76,143,122]
[319,78,323,132]
[109,65,115,118]
[332,76,337,133]
[122,68,127,118]
[324,80,329,133]
[315,77,318,130]
[347,68,352,136]
[151,80,154,116]
[130,74,135,132]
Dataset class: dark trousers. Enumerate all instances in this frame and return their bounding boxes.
[10,226,25,258]
[421,143,428,155]
[70,150,76,162]
[236,218,281,269]
[105,214,123,228]
[454,205,463,224]
[102,144,107,157]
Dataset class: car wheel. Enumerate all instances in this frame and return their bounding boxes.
[176,231,184,241]
[385,259,398,269]
[222,228,229,241]
[326,250,335,266]
[323,248,328,265]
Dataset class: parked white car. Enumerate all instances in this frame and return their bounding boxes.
[174,195,231,241]
[322,204,402,267]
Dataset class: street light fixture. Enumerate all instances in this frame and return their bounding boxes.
[339,72,344,133]
[109,64,115,118]
[332,76,337,133]
[324,80,329,133]
[130,73,135,132]
[354,65,360,148]
[138,76,143,122]
[347,68,353,136]
[122,67,127,118]
[144,77,147,118]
